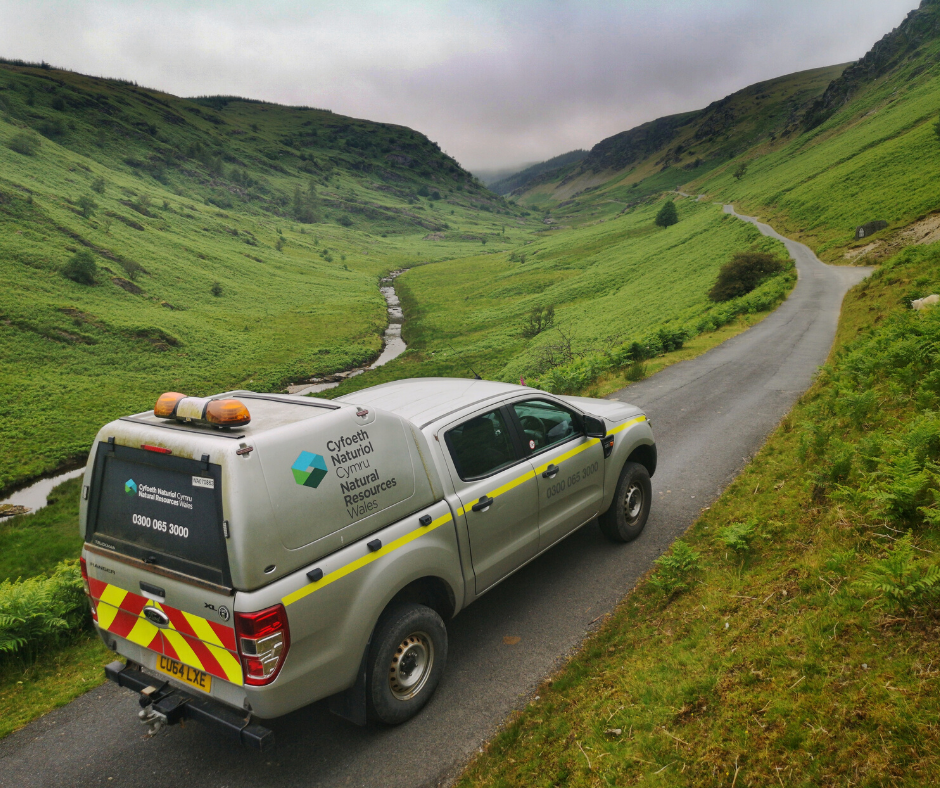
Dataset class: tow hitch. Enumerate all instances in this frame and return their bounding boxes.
[105,661,275,751]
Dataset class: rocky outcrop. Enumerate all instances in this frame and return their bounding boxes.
[804,0,940,130]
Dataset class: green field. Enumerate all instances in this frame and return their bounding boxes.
[325,197,793,398]
[0,61,521,493]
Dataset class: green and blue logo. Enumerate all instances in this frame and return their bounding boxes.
[125,479,137,495]
[291,451,328,489]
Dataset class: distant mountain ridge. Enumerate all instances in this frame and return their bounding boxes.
[511,64,847,210]
[489,149,588,195]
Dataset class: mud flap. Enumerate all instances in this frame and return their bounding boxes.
[327,640,370,726]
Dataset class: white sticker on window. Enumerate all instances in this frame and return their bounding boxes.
[192,476,215,489]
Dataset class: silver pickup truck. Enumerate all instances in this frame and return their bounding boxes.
[80,378,655,750]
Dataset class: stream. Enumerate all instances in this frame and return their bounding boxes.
[0,270,409,516]
[287,268,408,396]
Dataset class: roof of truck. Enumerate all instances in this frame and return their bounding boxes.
[336,377,530,428]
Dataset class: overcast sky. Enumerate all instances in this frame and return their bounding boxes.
[0,0,921,172]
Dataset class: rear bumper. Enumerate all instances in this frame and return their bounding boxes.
[105,660,275,751]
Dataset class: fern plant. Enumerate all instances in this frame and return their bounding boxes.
[0,561,88,660]
[650,540,701,596]
[717,519,757,552]
[854,534,940,610]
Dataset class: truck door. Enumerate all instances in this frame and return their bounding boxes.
[509,399,605,550]
[444,406,539,594]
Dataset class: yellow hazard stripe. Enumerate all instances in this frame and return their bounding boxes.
[282,416,648,608]
[610,414,647,435]
[533,437,600,475]
[183,611,243,684]
[283,512,454,607]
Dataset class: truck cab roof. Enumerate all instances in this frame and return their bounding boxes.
[337,377,643,431]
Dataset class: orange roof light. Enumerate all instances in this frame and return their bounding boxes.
[154,392,186,419]
[206,399,252,427]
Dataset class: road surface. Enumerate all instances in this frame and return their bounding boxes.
[0,207,871,788]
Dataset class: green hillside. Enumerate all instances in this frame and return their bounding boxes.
[489,149,589,196]
[690,1,940,259]
[511,63,848,218]
[0,60,517,493]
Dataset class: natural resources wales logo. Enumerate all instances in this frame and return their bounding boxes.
[291,451,328,489]
[125,479,138,495]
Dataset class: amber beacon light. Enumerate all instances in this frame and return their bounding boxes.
[153,392,251,428]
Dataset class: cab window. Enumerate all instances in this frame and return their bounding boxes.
[446,408,518,481]
[512,399,580,455]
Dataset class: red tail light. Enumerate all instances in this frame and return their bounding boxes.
[235,604,290,686]
[79,557,97,621]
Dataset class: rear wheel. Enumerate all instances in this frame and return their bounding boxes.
[367,603,448,724]
[599,461,651,543]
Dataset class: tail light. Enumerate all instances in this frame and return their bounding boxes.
[235,604,290,686]
[79,557,97,621]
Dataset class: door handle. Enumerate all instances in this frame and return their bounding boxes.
[471,495,493,512]
[542,464,559,479]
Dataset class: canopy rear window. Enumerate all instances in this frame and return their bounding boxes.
[85,443,230,587]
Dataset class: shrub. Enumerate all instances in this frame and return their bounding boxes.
[717,519,757,552]
[650,540,700,595]
[77,195,97,218]
[90,176,106,194]
[709,251,784,302]
[521,305,555,338]
[62,249,97,285]
[338,214,353,227]
[655,200,678,228]
[0,561,88,661]
[7,132,41,156]
[211,281,223,297]
[854,534,940,610]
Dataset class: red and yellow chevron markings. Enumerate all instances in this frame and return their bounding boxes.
[88,578,243,686]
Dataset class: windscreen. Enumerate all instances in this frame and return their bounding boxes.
[86,443,230,586]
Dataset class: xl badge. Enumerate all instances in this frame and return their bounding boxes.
[291,451,328,489]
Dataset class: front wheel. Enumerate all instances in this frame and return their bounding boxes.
[367,603,448,725]
[599,461,651,543]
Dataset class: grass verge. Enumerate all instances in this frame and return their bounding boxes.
[455,246,940,785]
[0,635,111,740]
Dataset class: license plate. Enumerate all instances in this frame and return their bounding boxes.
[156,654,212,692]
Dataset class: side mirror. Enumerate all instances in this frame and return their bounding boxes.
[583,414,607,438]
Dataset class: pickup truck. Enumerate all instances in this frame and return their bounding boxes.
[79,378,655,750]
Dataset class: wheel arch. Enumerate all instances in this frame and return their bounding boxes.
[386,575,457,622]
[627,442,657,478]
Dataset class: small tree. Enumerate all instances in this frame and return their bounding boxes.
[62,250,97,284]
[77,195,97,218]
[655,200,678,228]
[521,305,555,338]
[211,281,223,297]
[709,251,784,302]
[733,162,749,181]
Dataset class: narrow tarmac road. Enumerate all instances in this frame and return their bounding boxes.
[0,208,871,788]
